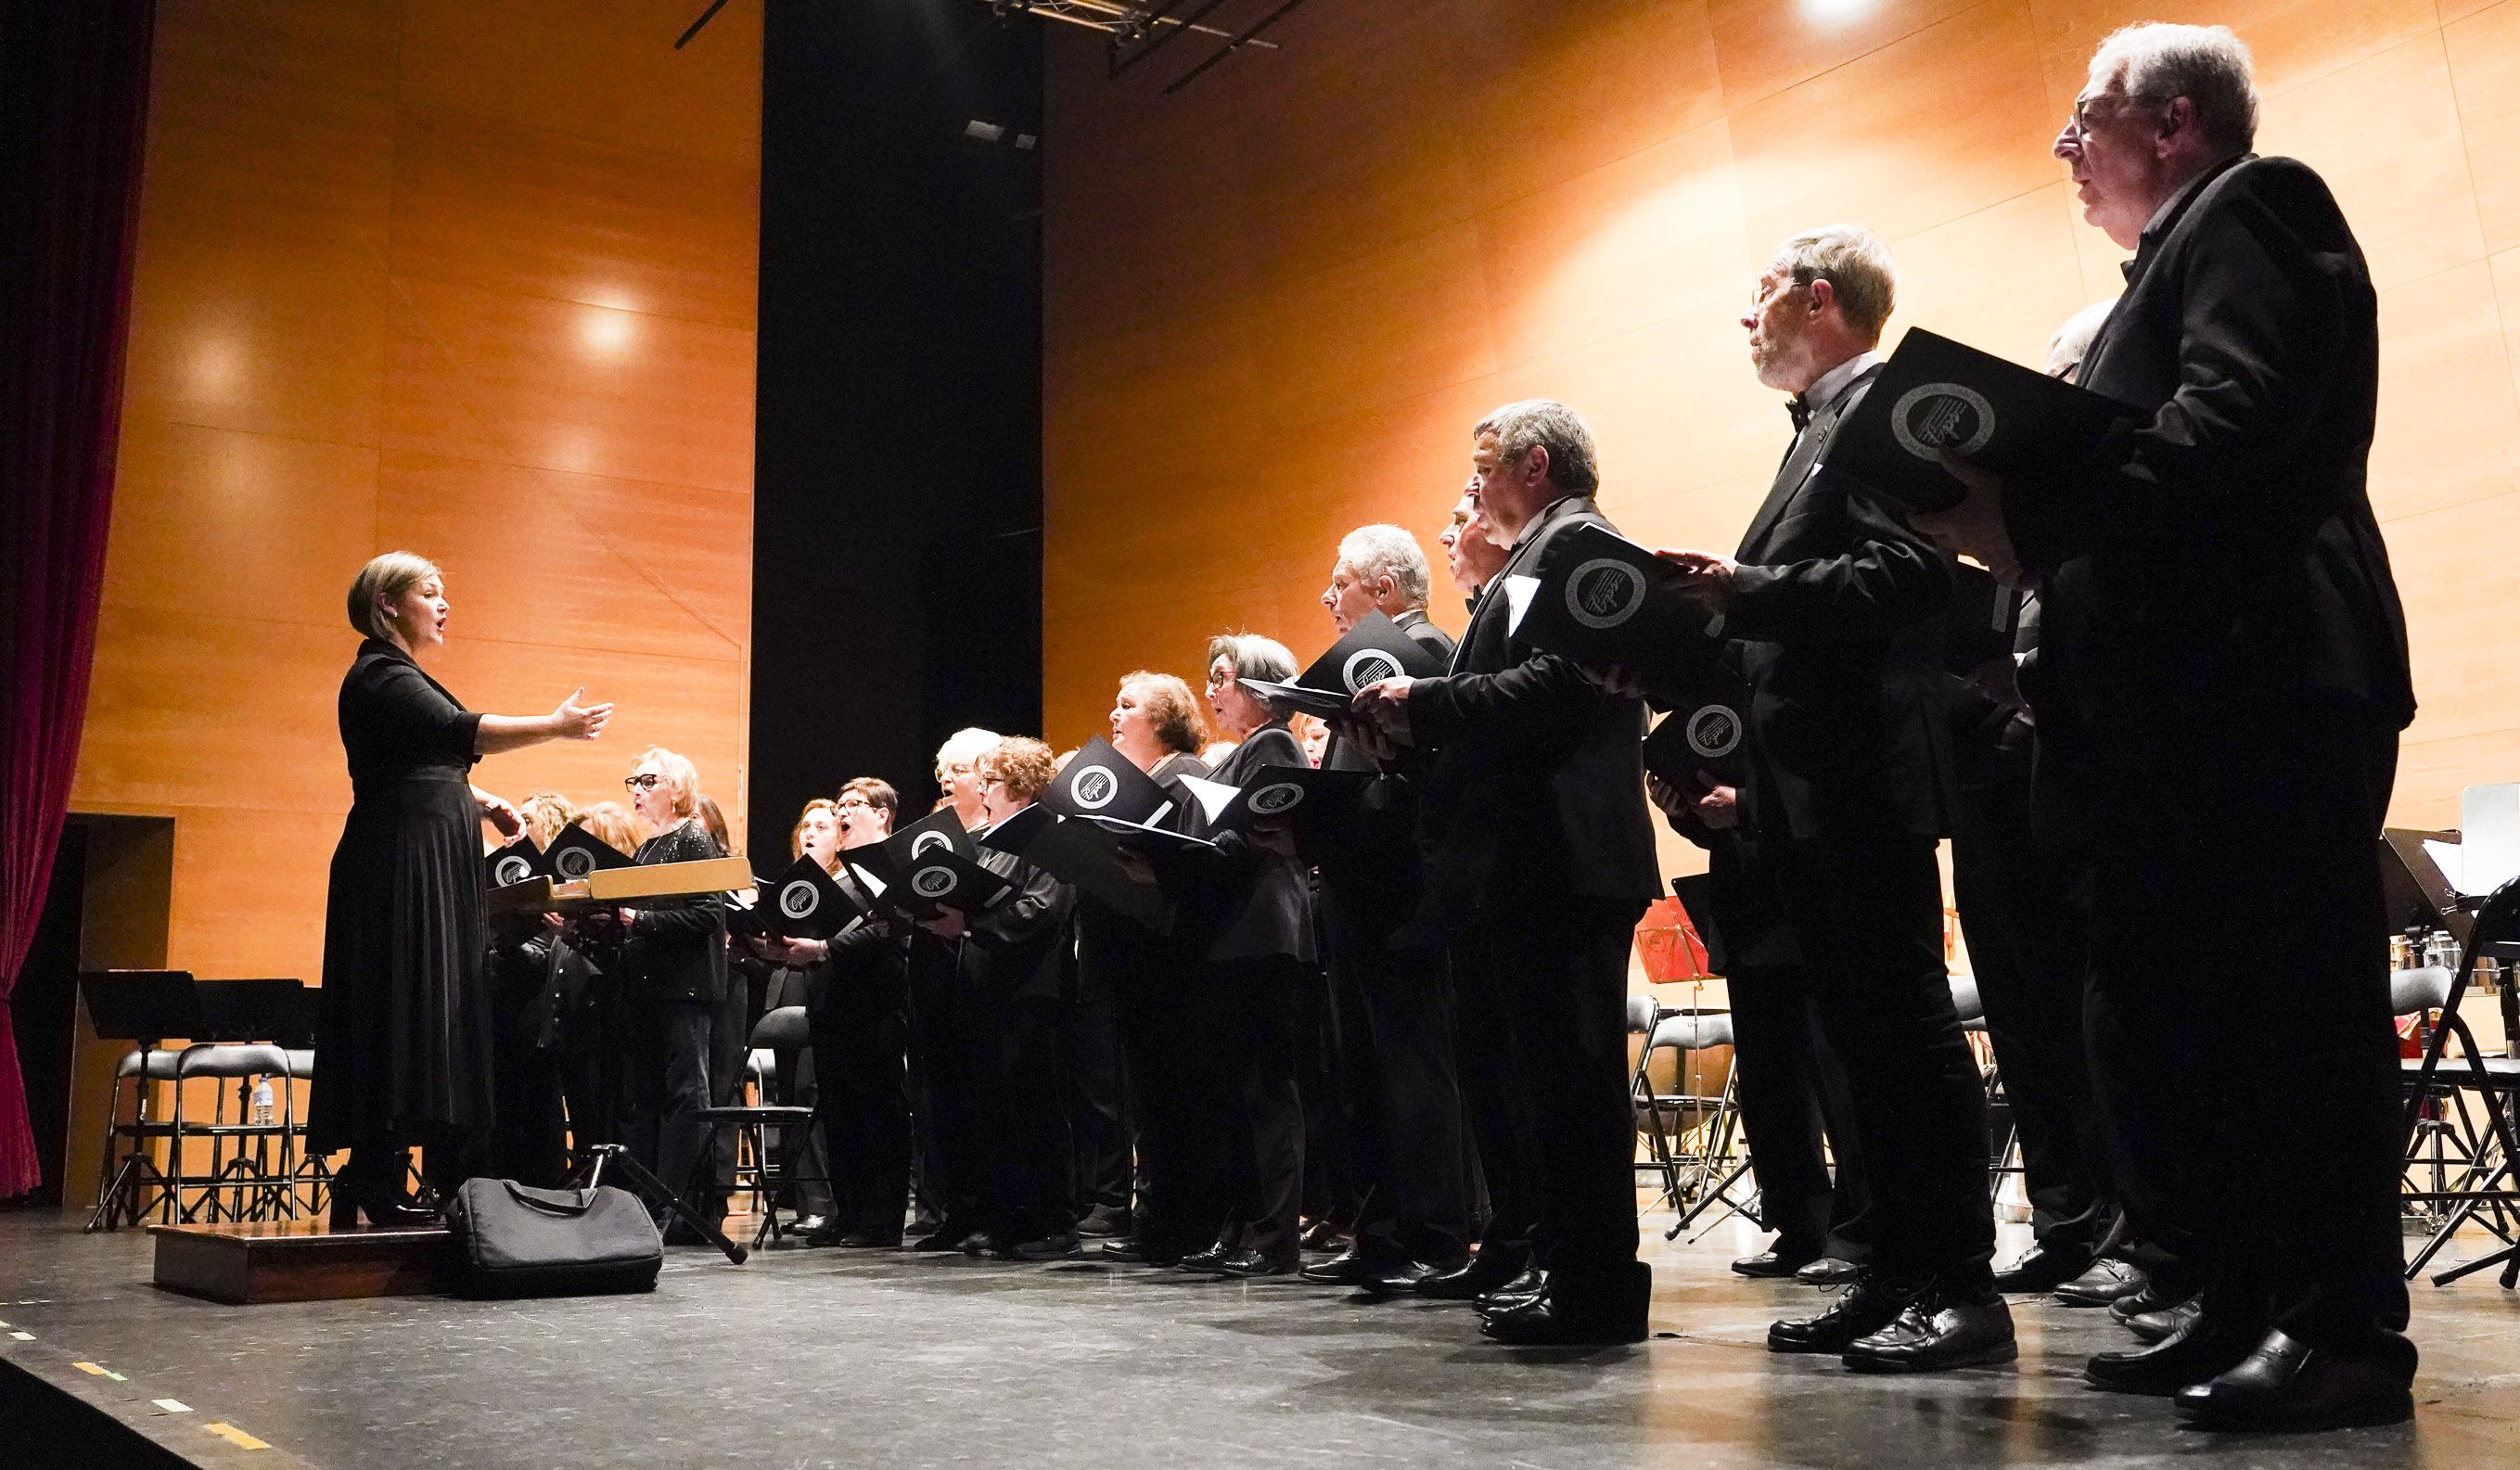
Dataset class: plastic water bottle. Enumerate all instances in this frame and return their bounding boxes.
[251,1079,275,1127]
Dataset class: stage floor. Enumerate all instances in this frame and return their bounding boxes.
[2,1208,2514,1469]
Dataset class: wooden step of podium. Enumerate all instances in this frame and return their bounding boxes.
[149,1220,451,1304]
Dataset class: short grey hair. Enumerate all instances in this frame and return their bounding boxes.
[2044,299,2117,377]
[1206,632,1298,686]
[1335,524,1432,610]
[2091,22,2258,154]
[1473,399,1598,494]
[1770,225,1897,341]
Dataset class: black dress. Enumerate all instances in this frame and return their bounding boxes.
[308,638,496,1154]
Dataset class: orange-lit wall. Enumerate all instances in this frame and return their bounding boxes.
[1041,0,2520,869]
[70,0,762,986]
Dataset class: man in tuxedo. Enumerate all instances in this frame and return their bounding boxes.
[1437,487,1507,605]
[1299,526,1477,1292]
[1942,303,2131,1308]
[1354,401,1661,1345]
[1658,226,2009,1372]
[1925,23,2417,1429]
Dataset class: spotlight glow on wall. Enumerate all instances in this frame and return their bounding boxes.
[1801,0,1874,22]
[580,309,634,355]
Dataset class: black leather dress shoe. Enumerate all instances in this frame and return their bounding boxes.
[2053,1257,2146,1307]
[2083,1314,2258,1396]
[1211,1248,1297,1278]
[1842,1285,2017,1373]
[1177,1237,1240,1273]
[1796,1257,1861,1286]
[1477,1264,1547,1315]
[1298,1219,1350,1252]
[1298,1248,1387,1285]
[1363,1258,1456,1294]
[836,1230,902,1248]
[2109,1276,2194,1323]
[960,1230,1004,1258]
[1006,1230,1081,1261]
[1480,1262,1651,1346]
[1733,1242,1825,1279]
[789,1214,830,1236]
[1769,1273,1911,1353]
[912,1222,973,1252]
[2126,1296,2204,1345]
[1991,1243,2092,1295]
[1415,1246,1530,1301]
[1074,1203,1130,1237]
[2171,1329,2416,1431]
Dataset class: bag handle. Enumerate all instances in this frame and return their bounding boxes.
[500,1181,596,1217]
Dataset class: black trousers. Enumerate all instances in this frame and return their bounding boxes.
[1951,749,2109,1255]
[486,942,569,1189]
[1187,956,1308,1262]
[1298,962,1357,1226]
[1450,930,1538,1261]
[906,952,986,1229]
[1106,926,1212,1252]
[980,993,1077,1242]
[616,996,721,1221]
[764,967,835,1220]
[1458,897,1646,1282]
[1725,963,1872,1260]
[811,968,911,1240]
[1063,987,1132,1214]
[2079,714,2406,1348]
[1323,885,1475,1262]
[1769,834,1994,1288]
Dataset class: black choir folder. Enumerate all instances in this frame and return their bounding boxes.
[1507,522,1722,704]
[730,856,865,941]
[1641,659,1752,787]
[1243,611,1450,722]
[1823,327,2143,513]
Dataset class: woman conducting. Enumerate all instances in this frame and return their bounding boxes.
[312,552,610,1227]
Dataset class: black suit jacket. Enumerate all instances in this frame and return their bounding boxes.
[620,818,728,1006]
[1726,371,1956,841]
[1319,611,1456,952]
[1193,722,1318,966]
[1406,494,1661,930]
[945,847,1073,1004]
[2009,154,2413,748]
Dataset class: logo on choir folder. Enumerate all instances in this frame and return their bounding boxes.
[1340,649,1402,691]
[778,880,820,920]
[1888,382,1997,460]
[553,847,598,881]
[910,831,953,859]
[1566,558,1647,630]
[911,866,958,899]
[1070,766,1119,811]
[492,854,534,888]
[1685,705,1743,760]
[1248,782,1305,816]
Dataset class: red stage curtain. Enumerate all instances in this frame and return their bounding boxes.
[0,0,159,1200]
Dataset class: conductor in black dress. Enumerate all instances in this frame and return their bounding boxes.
[1353,401,1662,1345]
[312,552,611,1226]
[1923,23,2417,1430]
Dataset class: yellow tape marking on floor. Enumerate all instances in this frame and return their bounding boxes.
[205,1423,271,1451]
[73,1361,105,1375]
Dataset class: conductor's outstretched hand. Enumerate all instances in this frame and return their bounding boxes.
[554,688,613,740]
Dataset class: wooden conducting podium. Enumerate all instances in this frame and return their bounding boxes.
[150,855,755,1303]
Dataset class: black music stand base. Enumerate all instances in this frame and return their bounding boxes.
[566,1144,748,1265]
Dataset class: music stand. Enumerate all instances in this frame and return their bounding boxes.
[80,970,201,1231]
[2393,844,2520,1288]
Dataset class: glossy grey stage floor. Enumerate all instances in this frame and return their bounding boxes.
[1,1209,2514,1469]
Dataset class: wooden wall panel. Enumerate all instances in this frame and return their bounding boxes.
[71,0,760,1023]
[1043,0,2520,873]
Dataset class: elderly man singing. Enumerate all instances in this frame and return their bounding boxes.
[1924,23,2416,1430]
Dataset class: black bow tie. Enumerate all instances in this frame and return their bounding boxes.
[2119,258,2138,283]
[1787,394,1813,432]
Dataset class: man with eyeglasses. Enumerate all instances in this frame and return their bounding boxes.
[1921,23,2415,1430]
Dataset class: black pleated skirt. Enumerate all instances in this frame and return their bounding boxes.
[307,773,495,1152]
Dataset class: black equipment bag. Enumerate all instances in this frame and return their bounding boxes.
[443,1179,663,1297]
